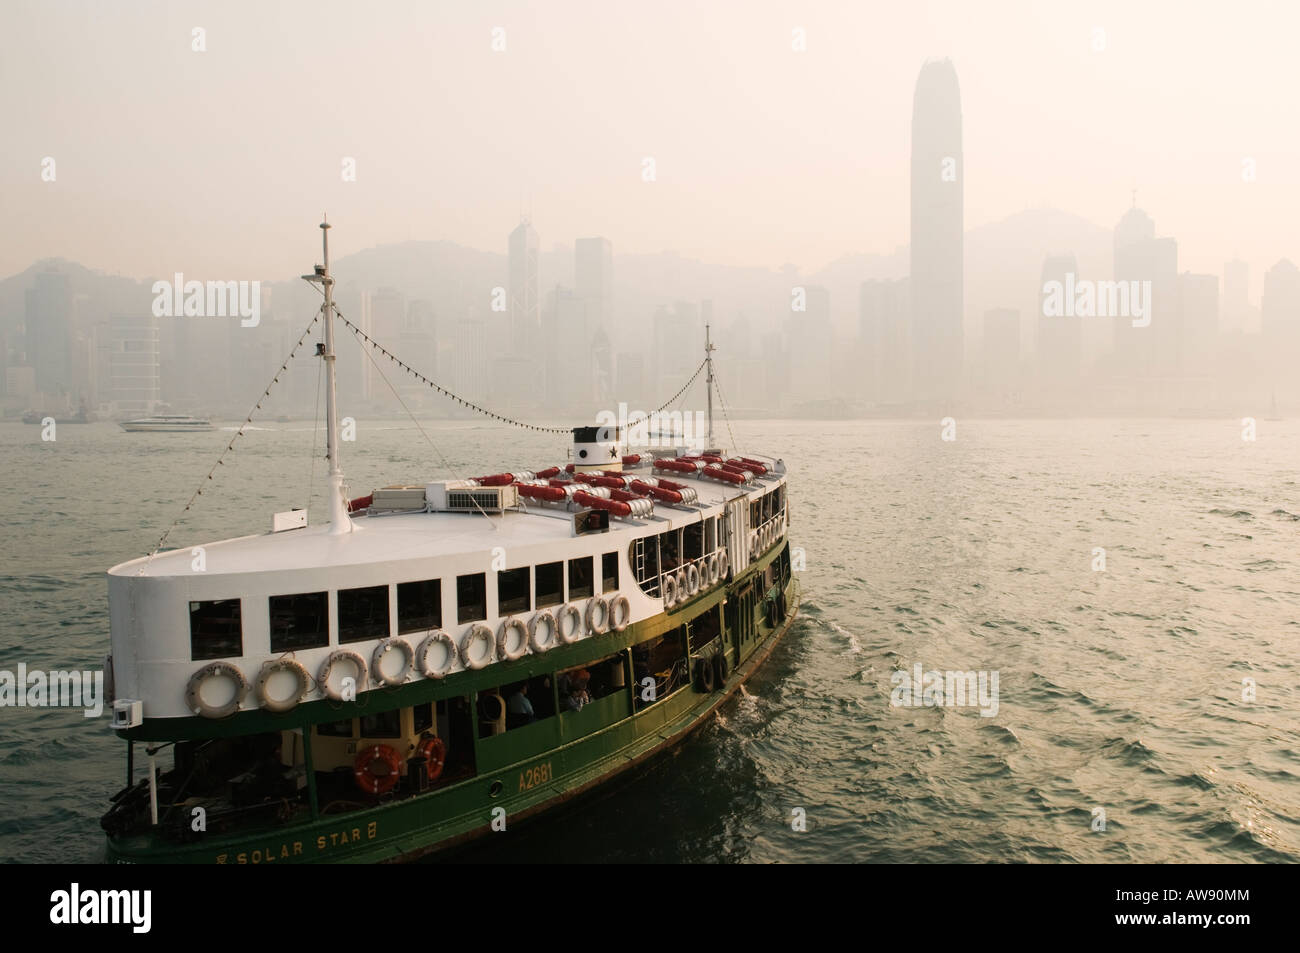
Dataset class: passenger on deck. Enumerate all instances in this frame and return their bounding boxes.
[507,683,536,725]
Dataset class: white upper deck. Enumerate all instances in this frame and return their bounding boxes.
[108,455,779,580]
[105,449,791,720]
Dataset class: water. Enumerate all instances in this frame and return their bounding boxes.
[2,418,1298,863]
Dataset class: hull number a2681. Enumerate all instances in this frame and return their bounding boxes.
[519,762,553,792]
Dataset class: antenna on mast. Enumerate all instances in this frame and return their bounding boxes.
[301,215,353,535]
[705,323,715,448]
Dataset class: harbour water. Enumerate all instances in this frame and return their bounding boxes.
[1,417,1297,863]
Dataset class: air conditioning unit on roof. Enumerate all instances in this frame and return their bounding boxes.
[426,481,518,514]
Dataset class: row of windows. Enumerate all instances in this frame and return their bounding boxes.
[189,552,621,661]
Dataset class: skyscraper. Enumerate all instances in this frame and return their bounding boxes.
[910,58,963,405]
[785,285,831,400]
[508,220,540,353]
[1178,272,1219,373]
[24,270,74,401]
[109,314,160,414]
[859,278,910,404]
[982,308,1020,403]
[575,237,613,331]
[1038,254,1082,389]
[1262,259,1300,353]
[1113,205,1176,378]
[1222,259,1249,335]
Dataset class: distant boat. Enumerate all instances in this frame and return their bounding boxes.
[120,414,214,432]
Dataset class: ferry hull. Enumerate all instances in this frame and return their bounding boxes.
[104,571,800,864]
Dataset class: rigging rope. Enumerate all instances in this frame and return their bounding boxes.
[138,309,322,569]
[331,302,709,438]
[710,363,740,454]
[332,308,571,434]
[353,321,499,529]
[135,294,716,569]
[650,358,707,415]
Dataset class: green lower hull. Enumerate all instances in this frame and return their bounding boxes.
[105,556,801,864]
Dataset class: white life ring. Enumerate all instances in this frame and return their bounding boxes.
[749,531,759,559]
[556,604,583,644]
[707,552,720,587]
[460,623,495,669]
[610,594,631,632]
[416,631,457,679]
[529,610,558,653]
[317,651,368,702]
[254,658,309,713]
[586,596,610,635]
[686,563,701,595]
[676,569,690,601]
[718,549,730,580]
[186,661,248,719]
[497,617,529,661]
[371,637,413,687]
[662,574,678,608]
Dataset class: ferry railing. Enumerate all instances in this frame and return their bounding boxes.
[656,546,727,602]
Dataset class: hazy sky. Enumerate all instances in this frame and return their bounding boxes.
[4,0,1298,286]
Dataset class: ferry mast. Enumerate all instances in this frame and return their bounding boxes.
[705,323,715,447]
[303,217,352,534]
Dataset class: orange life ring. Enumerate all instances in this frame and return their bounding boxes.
[354,744,402,796]
[417,736,447,783]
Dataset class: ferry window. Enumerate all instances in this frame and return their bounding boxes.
[457,573,487,624]
[498,567,531,616]
[633,629,688,708]
[317,718,353,738]
[269,591,328,652]
[503,675,554,730]
[338,585,390,643]
[189,599,242,660]
[398,578,442,633]
[602,552,619,592]
[559,653,626,711]
[535,561,564,608]
[569,556,594,599]
[630,538,659,596]
[414,702,433,734]
[684,523,704,561]
[659,530,681,572]
[360,709,401,738]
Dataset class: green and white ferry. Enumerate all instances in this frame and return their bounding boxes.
[100,222,800,863]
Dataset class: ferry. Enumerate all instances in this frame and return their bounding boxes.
[120,414,214,432]
[100,221,800,863]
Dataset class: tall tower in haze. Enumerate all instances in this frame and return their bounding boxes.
[508,219,540,353]
[909,59,964,405]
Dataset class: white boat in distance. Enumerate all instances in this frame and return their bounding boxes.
[120,414,214,432]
